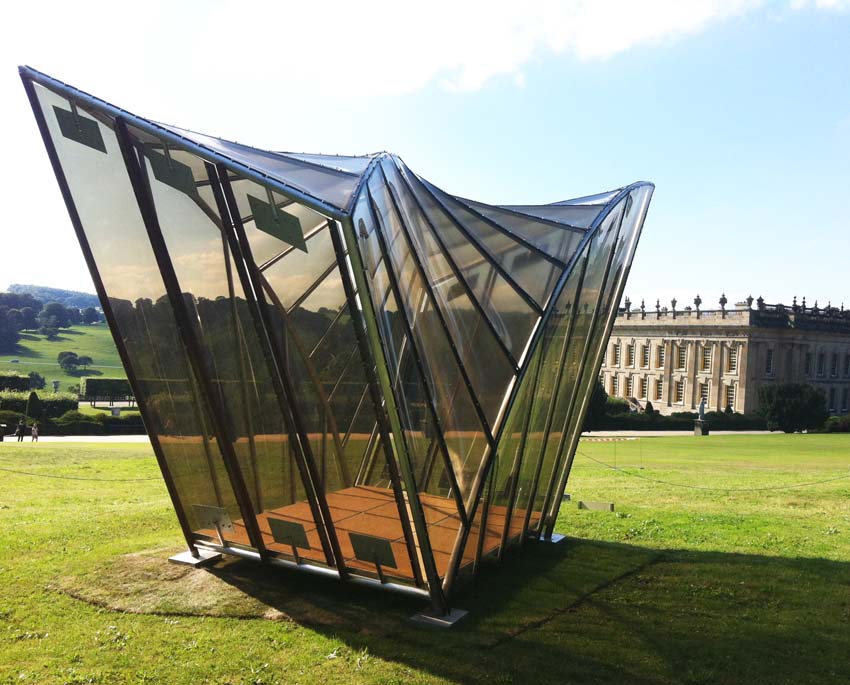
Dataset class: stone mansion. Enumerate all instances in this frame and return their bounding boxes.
[599,295,850,417]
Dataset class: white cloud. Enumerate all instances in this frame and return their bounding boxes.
[790,0,850,9]
[191,0,764,95]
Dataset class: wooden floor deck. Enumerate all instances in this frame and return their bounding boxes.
[200,486,529,582]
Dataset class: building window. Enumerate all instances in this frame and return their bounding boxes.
[627,344,635,367]
[844,353,850,377]
[675,379,685,404]
[639,377,648,399]
[611,375,619,396]
[766,349,774,375]
[657,345,666,368]
[676,345,687,370]
[612,343,621,366]
[626,376,634,397]
[831,353,839,377]
[701,346,711,372]
[727,346,738,373]
[725,384,735,410]
[842,388,849,412]
[805,352,812,376]
[817,353,825,377]
[641,345,650,368]
[699,382,709,403]
[829,388,836,412]
[655,379,663,400]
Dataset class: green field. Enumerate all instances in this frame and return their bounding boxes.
[0,324,125,392]
[0,434,848,683]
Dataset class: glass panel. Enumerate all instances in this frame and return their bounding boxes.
[449,194,586,267]
[413,179,559,307]
[499,203,603,229]
[33,84,253,550]
[381,161,515,429]
[352,194,467,579]
[542,191,650,529]
[251,208,423,585]
[488,343,544,554]
[281,152,373,175]
[510,251,587,538]
[156,122,360,210]
[397,172,541,363]
[369,171,489,506]
[130,128,333,564]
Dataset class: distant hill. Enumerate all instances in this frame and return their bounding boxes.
[7,284,100,310]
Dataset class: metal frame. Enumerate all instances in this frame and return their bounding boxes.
[21,65,654,615]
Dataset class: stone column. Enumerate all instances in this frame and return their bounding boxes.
[738,340,752,413]
[688,339,699,409]
[711,341,722,411]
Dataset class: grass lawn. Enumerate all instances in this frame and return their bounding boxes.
[0,324,125,392]
[0,434,848,683]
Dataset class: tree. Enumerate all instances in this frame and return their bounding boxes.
[6,309,23,331]
[58,350,80,371]
[644,400,655,415]
[19,307,38,330]
[38,302,70,329]
[758,383,829,433]
[67,307,82,326]
[77,355,93,370]
[0,313,19,352]
[28,371,46,390]
[25,391,43,420]
[82,307,101,324]
[582,380,609,431]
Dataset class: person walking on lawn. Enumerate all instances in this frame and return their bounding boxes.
[31,422,39,442]
[15,419,25,442]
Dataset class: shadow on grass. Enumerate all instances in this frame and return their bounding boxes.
[201,539,850,684]
[67,369,102,377]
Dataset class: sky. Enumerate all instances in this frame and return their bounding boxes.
[1,0,848,310]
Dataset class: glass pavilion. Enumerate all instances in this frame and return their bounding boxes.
[21,66,653,618]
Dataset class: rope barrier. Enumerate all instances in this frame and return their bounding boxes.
[0,465,160,483]
[575,450,850,493]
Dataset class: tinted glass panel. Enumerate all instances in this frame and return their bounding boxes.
[34,84,253,549]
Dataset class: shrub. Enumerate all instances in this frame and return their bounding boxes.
[822,415,850,433]
[0,391,78,418]
[606,397,632,415]
[0,373,30,392]
[759,383,829,433]
[80,378,133,401]
[56,409,104,424]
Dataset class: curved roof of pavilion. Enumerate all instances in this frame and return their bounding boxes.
[20,65,654,615]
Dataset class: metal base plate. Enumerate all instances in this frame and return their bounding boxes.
[410,607,468,628]
[539,533,567,544]
[168,548,222,567]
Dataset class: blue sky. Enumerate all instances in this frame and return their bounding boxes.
[1,1,848,309]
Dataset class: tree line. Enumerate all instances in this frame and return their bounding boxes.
[0,291,103,352]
